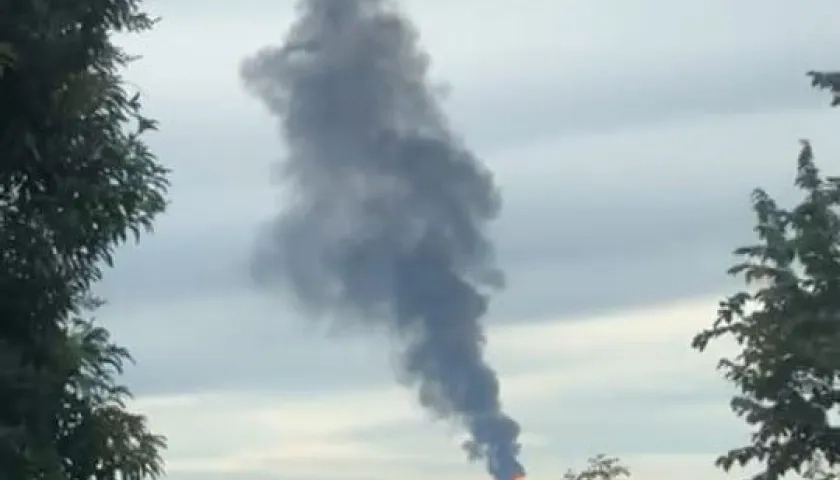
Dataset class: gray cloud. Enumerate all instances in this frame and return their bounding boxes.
[450,50,831,154]
[115,303,396,395]
[100,105,840,399]
[98,105,828,319]
[137,41,832,166]
[97,192,738,326]
[351,407,737,459]
[97,0,840,403]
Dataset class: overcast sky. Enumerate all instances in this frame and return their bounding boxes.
[97,1,840,479]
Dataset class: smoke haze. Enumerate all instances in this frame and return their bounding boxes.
[240,1,524,478]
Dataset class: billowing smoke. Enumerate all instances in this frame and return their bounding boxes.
[240,1,524,478]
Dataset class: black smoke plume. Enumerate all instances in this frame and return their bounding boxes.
[240,1,524,478]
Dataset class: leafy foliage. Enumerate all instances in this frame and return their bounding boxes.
[692,140,840,480]
[805,452,840,480]
[55,307,166,480]
[0,0,169,478]
[562,454,631,480]
[808,71,840,107]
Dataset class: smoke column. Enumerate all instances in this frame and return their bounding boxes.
[241,1,523,478]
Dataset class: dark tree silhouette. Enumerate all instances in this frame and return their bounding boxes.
[0,0,168,478]
[808,71,840,106]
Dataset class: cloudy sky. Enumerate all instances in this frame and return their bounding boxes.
[97,1,840,479]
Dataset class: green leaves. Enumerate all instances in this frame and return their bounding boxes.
[55,312,166,480]
[562,454,630,480]
[0,0,168,478]
[692,138,840,480]
[808,71,840,107]
[692,66,840,480]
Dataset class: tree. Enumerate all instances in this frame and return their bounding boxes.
[562,454,631,480]
[692,81,840,479]
[0,0,168,478]
[808,71,840,107]
[805,452,840,480]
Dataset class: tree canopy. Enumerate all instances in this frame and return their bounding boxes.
[692,75,840,480]
[808,71,840,107]
[0,0,168,478]
[562,454,631,480]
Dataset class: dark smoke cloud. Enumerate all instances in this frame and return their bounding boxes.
[240,1,523,478]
